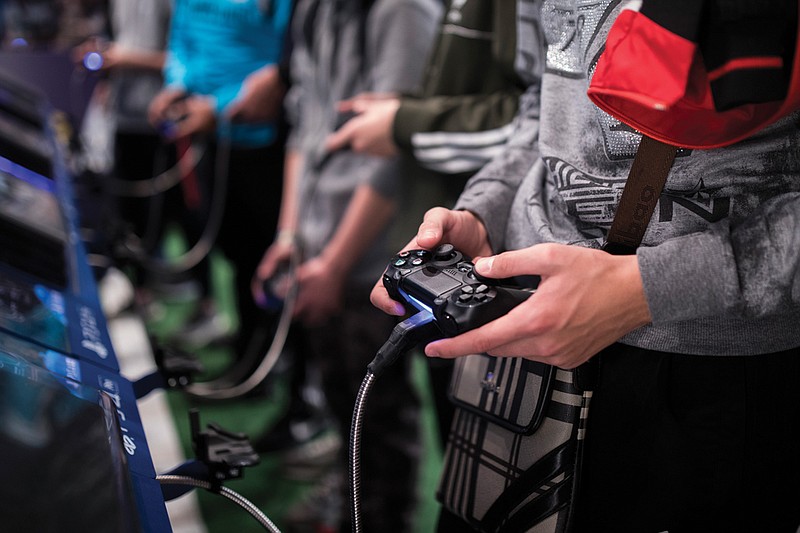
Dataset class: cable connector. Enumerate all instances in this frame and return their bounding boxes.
[367,311,441,377]
[154,339,205,388]
[190,409,260,491]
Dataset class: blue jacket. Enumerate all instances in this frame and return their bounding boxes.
[164,0,292,147]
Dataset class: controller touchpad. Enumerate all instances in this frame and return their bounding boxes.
[405,268,461,298]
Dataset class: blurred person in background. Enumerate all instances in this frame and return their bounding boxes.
[148,0,292,365]
[72,0,173,318]
[324,0,531,447]
[252,0,442,529]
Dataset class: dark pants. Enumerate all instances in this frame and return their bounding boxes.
[193,140,284,358]
[576,343,800,533]
[304,288,422,533]
[112,132,210,290]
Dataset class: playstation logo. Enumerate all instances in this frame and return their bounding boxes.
[480,371,501,394]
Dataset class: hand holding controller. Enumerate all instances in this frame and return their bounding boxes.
[259,259,293,312]
[382,244,536,338]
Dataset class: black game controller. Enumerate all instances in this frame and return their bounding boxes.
[382,244,536,337]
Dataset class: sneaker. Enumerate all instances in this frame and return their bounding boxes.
[282,467,343,533]
[280,430,342,481]
[254,412,331,454]
[98,267,135,318]
[171,306,234,348]
[148,277,202,303]
[134,288,166,323]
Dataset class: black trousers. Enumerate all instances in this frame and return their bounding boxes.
[192,140,284,358]
[438,343,800,533]
[576,343,800,533]
[304,289,421,533]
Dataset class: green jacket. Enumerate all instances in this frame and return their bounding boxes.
[392,0,525,175]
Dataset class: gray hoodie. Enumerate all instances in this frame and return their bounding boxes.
[455,0,800,356]
[286,0,443,286]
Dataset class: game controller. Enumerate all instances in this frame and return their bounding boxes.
[258,259,293,312]
[382,244,536,337]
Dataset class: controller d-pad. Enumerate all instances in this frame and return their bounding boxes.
[455,284,494,306]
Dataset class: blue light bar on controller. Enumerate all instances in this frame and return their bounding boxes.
[399,287,433,314]
[83,52,104,71]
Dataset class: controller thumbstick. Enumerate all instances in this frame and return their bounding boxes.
[434,244,456,261]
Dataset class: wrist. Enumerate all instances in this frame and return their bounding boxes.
[275,228,296,246]
[317,247,350,279]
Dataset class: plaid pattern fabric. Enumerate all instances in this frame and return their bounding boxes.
[438,354,591,533]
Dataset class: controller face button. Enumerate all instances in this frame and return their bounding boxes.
[414,250,428,257]
[411,257,425,266]
[399,251,410,257]
[394,258,408,267]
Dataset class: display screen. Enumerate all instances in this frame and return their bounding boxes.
[0,168,67,288]
[0,352,141,532]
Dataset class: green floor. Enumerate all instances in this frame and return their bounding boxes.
[146,252,445,532]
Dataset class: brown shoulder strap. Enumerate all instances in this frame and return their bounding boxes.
[602,135,678,255]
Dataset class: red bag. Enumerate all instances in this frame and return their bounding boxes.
[587,0,800,149]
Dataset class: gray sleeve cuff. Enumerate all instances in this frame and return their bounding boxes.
[454,180,515,253]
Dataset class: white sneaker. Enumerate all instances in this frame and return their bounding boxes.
[98,267,135,319]
[171,309,234,348]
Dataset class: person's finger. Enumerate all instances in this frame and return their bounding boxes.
[224,98,244,121]
[324,120,355,152]
[474,244,561,280]
[423,302,544,358]
[416,207,453,248]
[370,279,406,316]
[336,98,358,113]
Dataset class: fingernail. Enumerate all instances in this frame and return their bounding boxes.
[475,256,493,273]
[425,343,441,357]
